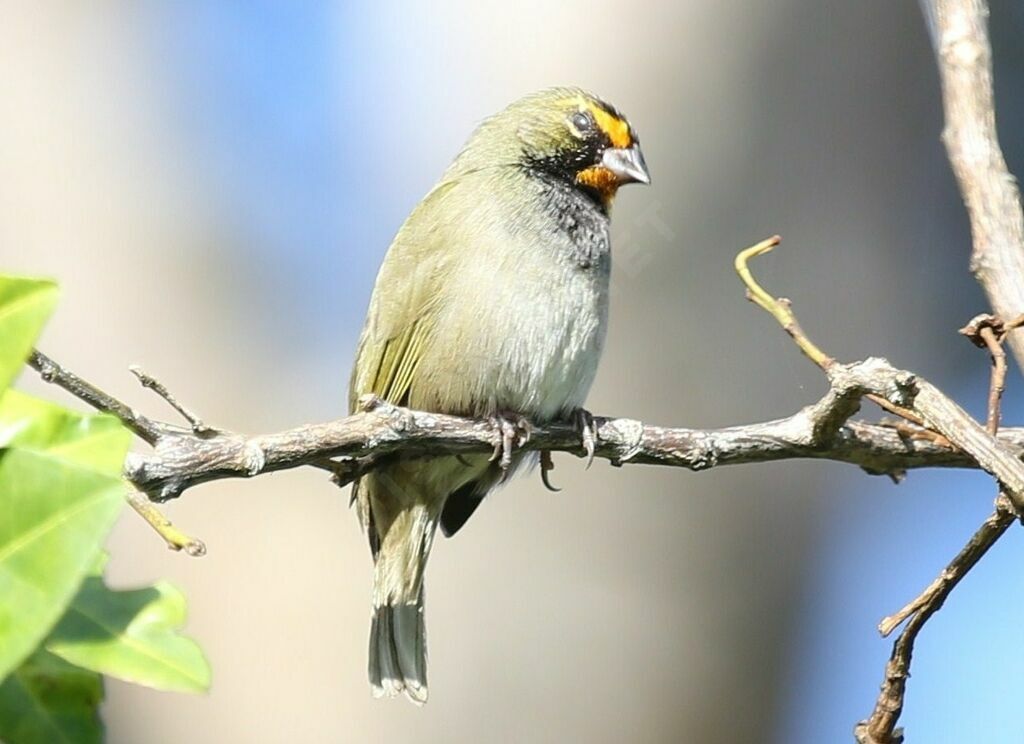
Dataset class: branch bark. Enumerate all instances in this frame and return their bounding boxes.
[849,4,1024,739]
[856,313,1020,744]
[921,0,1024,370]
[25,349,1024,503]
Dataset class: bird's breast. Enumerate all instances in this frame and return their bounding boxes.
[415,214,610,422]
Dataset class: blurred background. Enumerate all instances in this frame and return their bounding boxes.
[4,1,1024,742]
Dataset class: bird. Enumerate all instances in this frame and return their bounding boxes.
[348,86,649,703]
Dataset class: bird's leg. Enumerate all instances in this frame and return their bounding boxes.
[572,407,598,469]
[488,410,532,478]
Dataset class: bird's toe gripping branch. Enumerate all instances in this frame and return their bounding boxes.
[488,411,532,478]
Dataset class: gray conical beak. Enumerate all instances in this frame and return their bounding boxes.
[601,144,650,185]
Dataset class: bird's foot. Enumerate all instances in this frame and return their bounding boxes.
[488,410,532,478]
[356,393,385,413]
[572,407,598,469]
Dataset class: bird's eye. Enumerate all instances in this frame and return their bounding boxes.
[570,111,594,136]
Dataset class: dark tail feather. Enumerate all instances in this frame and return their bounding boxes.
[369,598,427,705]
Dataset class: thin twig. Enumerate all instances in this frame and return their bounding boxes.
[735,236,834,368]
[129,365,213,435]
[880,419,951,448]
[27,350,169,445]
[735,237,942,436]
[126,491,206,556]
[857,498,1014,744]
[980,327,1006,434]
[959,313,1008,434]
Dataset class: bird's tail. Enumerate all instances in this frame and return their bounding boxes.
[367,499,438,705]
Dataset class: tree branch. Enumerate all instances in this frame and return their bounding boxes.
[855,311,1020,744]
[849,3,1024,739]
[921,0,1024,371]
[23,348,1024,502]
[121,372,1024,503]
[855,497,1015,744]
[27,350,173,445]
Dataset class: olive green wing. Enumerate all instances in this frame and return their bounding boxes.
[347,211,452,544]
[350,314,433,411]
[348,309,434,549]
[348,181,459,414]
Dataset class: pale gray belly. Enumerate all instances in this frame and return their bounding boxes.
[414,248,609,421]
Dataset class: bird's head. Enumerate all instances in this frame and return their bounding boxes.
[450,87,650,208]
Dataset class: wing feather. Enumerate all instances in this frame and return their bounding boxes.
[349,180,459,413]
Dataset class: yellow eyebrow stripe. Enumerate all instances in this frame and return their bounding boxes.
[586,102,632,148]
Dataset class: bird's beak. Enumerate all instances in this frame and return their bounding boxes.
[601,144,650,186]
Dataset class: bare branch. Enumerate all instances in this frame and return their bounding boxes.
[922,0,1024,371]
[23,346,1024,507]
[850,2,1024,737]
[736,237,940,436]
[856,313,1020,743]
[129,365,214,436]
[126,491,207,556]
[27,350,172,445]
[856,498,1015,744]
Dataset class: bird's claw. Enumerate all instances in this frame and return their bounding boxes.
[488,411,531,479]
[574,408,598,469]
[539,450,561,492]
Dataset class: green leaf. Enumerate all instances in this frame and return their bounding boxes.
[47,576,211,694]
[0,649,103,744]
[0,390,129,472]
[0,392,131,680]
[0,276,58,395]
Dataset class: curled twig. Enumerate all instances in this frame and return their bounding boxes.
[735,237,943,437]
